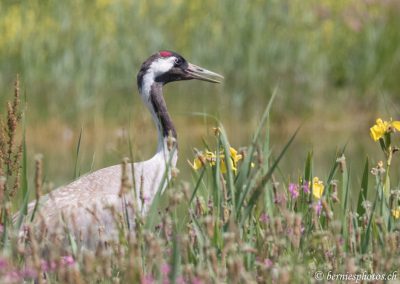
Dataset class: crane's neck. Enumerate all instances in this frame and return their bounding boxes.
[138,74,178,160]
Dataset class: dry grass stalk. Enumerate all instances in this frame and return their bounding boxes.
[5,76,22,176]
[34,154,43,201]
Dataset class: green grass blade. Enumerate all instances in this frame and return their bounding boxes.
[356,157,369,220]
[236,152,271,219]
[73,127,83,180]
[361,190,378,254]
[304,151,313,183]
[169,229,180,284]
[189,168,206,205]
[341,164,350,213]
[241,126,300,224]
[236,88,278,187]
[251,87,278,146]
[214,135,222,219]
[341,167,351,238]
[325,146,347,188]
[218,126,235,214]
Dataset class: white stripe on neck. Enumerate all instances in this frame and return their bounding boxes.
[140,57,176,103]
[139,57,177,154]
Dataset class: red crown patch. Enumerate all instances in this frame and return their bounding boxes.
[159,51,173,57]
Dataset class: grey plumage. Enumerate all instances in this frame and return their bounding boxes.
[18,51,223,248]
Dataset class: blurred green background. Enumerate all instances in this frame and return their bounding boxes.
[1,0,400,186]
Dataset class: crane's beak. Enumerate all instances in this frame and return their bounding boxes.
[186,63,224,83]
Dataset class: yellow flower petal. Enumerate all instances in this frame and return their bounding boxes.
[370,118,387,142]
[370,125,384,141]
[392,208,400,219]
[205,150,215,159]
[232,165,237,175]
[369,118,400,141]
[312,177,324,199]
[193,147,243,175]
[192,157,203,170]
[205,150,217,165]
[227,158,237,174]
[220,159,227,174]
[377,118,389,129]
[391,121,400,132]
[229,147,243,163]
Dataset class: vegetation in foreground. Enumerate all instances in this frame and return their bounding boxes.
[0,80,399,283]
[1,0,400,186]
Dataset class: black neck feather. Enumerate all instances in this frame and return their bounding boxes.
[149,83,177,139]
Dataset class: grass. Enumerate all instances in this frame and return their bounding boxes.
[0,79,399,283]
[0,1,400,282]
[1,0,400,186]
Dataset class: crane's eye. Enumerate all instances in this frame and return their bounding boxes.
[174,57,182,66]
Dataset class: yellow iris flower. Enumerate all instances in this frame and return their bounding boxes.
[370,118,400,142]
[392,208,400,219]
[312,177,324,199]
[219,148,242,174]
[192,156,204,170]
[190,147,243,175]
[229,147,243,174]
[205,150,216,164]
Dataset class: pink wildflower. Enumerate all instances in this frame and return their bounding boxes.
[142,274,155,284]
[314,200,322,216]
[264,258,273,268]
[4,270,21,283]
[61,255,75,266]
[259,213,269,223]
[302,182,310,194]
[21,267,37,278]
[176,276,186,284]
[288,183,299,199]
[161,263,171,276]
[191,277,203,284]
[0,258,8,269]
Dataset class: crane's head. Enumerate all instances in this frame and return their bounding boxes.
[137,50,223,89]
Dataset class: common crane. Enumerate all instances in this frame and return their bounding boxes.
[20,51,223,247]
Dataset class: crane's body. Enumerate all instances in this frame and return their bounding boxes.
[20,51,222,247]
[28,148,174,247]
